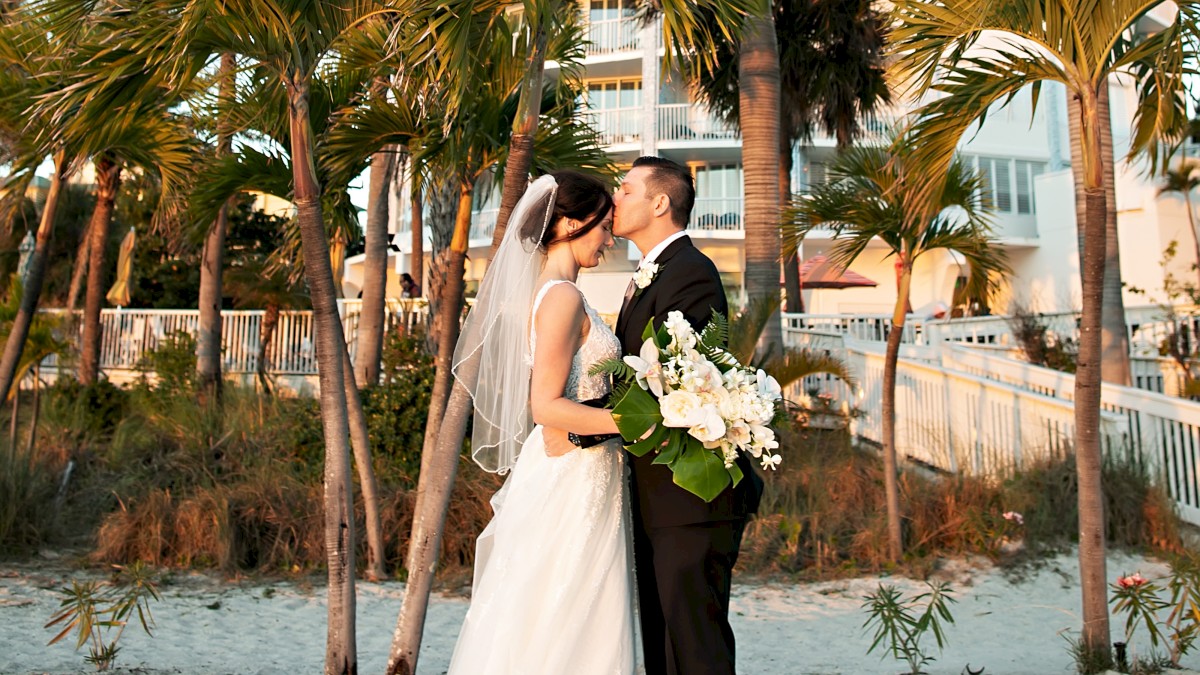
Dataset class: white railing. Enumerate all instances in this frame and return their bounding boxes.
[43,300,432,377]
[657,103,737,142]
[783,313,926,345]
[939,343,1200,523]
[834,336,1125,477]
[584,107,641,146]
[920,305,1199,352]
[692,198,742,232]
[584,17,640,55]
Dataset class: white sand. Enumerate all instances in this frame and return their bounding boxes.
[1,551,1194,675]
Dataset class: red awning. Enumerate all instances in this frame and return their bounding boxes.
[799,255,878,289]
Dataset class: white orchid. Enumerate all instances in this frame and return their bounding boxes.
[623,338,665,397]
[760,453,782,471]
[756,369,782,401]
[687,404,727,443]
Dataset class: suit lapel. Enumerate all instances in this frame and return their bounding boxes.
[617,235,693,351]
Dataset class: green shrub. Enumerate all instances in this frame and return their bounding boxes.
[135,330,197,397]
[0,443,57,552]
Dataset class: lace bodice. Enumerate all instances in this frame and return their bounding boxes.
[530,280,620,402]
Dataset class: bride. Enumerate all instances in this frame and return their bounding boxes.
[447,171,635,674]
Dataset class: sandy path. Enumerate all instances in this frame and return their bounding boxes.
[0,551,1191,674]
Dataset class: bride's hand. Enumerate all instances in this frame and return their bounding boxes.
[543,427,576,457]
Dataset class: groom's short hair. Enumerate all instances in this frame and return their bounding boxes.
[632,156,694,228]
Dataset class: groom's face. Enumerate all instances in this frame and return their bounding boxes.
[612,166,654,239]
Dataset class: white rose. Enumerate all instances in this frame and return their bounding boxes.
[687,404,727,443]
[660,390,705,428]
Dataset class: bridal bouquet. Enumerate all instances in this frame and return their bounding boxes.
[593,311,784,502]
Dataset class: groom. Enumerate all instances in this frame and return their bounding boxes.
[612,156,763,674]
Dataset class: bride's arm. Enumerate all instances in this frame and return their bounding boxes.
[530,284,620,436]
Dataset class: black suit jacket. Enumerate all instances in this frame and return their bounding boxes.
[617,235,764,528]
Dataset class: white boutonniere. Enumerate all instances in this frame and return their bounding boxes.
[632,262,660,295]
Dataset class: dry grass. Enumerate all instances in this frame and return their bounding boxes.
[736,426,1188,580]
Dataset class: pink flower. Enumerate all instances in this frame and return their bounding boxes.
[1002,511,1024,526]
[1116,573,1148,589]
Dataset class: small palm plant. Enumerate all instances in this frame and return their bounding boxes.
[44,561,160,671]
[862,581,957,675]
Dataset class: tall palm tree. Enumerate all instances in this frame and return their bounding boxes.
[889,0,1196,656]
[0,11,76,406]
[196,53,238,402]
[1159,158,1200,289]
[687,0,892,312]
[738,6,783,351]
[783,141,1010,562]
[1069,86,1132,386]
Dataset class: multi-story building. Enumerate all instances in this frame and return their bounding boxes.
[371,4,1195,320]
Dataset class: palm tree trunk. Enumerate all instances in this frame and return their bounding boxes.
[489,15,548,250]
[342,348,386,582]
[738,11,783,352]
[8,384,17,451]
[1074,85,1112,658]
[881,259,910,562]
[781,135,802,313]
[355,78,397,389]
[387,179,474,675]
[1069,85,1130,385]
[257,303,279,396]
[0,150,67,403]
[286,80,356,675]
[410,168,424,292]
[197,53,237,402]
[25,364,38,456]
[78,153,121,386]
[66,218,91,312]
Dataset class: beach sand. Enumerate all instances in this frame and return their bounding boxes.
[0,550,1191,674]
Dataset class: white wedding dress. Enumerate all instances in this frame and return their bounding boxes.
[447,280,637,675]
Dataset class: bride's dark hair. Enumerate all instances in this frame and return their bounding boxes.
[520,170,613,249]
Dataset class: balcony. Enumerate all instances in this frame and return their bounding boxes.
[584,17,641,55]
[657,103,737,143]
[692,197,742,234]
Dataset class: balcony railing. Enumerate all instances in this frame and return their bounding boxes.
[692,197,742,232]
[584,17,640,55]
[585,107,642,146]
[469,208,500,243]
[657,103,737,142]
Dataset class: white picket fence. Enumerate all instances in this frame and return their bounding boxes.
[41,299,431,376]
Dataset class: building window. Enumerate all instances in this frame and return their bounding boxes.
[692,164,743,230]
[585,79,642,110]
[588,0,636,22]
[969,155,1046,215]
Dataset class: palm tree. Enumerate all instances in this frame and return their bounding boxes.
[353,76,398,389]
[783,141,1010,562]
[738,7,783,351]
[888,0,1196,656]
[0,11,76,406]
[196,53,238,402]
[1069,86,1132,386]
[687,0,892,312]
[1159,159,1200,289]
